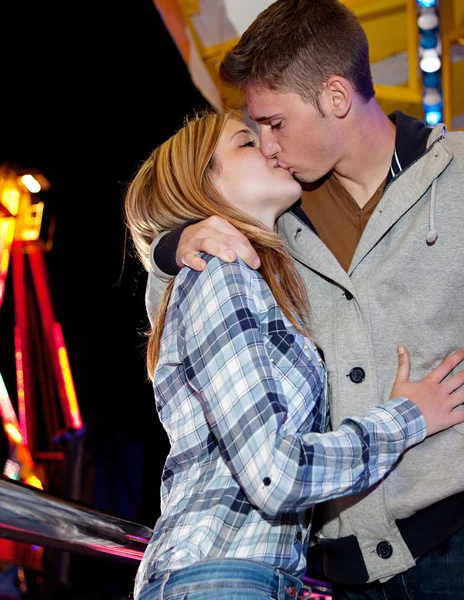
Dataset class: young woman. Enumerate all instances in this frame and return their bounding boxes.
[124,109,464,600]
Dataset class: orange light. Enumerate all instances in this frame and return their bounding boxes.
[1,184,20,216]
[4,423,22,444]
[24,475,43,490]
[53,323,83,429]
[20,174,41,194]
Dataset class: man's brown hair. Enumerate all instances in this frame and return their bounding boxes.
[220,0,375,114]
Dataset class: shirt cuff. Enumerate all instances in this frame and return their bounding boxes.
[379,397,427,448]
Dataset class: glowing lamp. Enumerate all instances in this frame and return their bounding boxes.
[424,110,443,125]
[417,9,439,31]
[420,48,441,73]
[420,30,438,49]
[417,0,437,8]
[422,71,441,88]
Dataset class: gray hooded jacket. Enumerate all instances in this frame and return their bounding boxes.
[146,119,464,584]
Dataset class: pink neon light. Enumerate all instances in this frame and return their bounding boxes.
[87,543,145,561]
[14,326,28,446]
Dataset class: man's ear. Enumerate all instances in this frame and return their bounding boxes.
[325,76,352,118]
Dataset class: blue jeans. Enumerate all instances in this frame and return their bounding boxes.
[137,558,311,600]
[331,526,464,600]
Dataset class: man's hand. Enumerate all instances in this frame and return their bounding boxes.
[176,216,261,271]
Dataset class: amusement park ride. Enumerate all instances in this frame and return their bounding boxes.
[0,163,85,581]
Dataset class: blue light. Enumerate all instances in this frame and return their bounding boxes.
[422,72,440,88]
[425,110,442,125]
[417,0,437,7]
[420,30,438,49]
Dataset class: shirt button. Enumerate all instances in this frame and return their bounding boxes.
[376,541,393,559]
[263,477,271,486]
[295,531,302,541]
[348,367,365,384]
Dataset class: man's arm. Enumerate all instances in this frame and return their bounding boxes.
[154,216,261,275]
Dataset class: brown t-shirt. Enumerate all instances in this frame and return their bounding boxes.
[300,174,386,272]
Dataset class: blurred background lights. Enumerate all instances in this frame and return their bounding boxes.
[424,110,443,125]
[417,0,438,8]
[417,0,443,125]
[417,8,439,30]
[420,48,441,72]
[20,174,42,194]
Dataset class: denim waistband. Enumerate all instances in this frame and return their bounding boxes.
[141,558,311,600]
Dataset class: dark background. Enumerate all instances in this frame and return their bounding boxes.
[1,0,210,531]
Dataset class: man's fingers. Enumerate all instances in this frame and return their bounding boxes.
[225,236,261,269]
[177,217,261,270]
[180,252,207,271]
[428,348,464,383]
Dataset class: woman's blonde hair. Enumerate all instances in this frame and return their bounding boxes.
[124,109,310,379]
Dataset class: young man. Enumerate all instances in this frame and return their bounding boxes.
[146,1,464,598]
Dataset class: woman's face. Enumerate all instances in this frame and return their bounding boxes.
[212,119,302,228]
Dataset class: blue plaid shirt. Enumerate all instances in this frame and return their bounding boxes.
[134,255,426,596]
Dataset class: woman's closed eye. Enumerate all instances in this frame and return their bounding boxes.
[241,139,257,148]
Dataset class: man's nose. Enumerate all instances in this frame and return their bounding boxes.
[260,132,280,159]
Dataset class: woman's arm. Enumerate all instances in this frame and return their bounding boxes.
[180,256,427,516]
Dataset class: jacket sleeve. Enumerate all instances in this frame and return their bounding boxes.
[146,223,200,320]
[181,257,427,516]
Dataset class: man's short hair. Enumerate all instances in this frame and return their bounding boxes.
[220,0,375,114]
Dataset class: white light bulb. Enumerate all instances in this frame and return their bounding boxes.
[420,49,441,73]
[423,88,442,106]
[417,8,439,31]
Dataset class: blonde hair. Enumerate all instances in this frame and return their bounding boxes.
[124,109,310,379]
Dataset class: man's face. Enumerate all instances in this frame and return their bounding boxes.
[246,85,341,184]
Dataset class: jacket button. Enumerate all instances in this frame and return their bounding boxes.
[263,477,271,486]
[348,367,365,383]
[376,541,393,559]
[345,291,354,300]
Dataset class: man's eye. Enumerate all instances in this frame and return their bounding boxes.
[270,122,282,130]
[241,139,256,147]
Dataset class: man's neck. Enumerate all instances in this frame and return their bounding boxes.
[331,101,397,209]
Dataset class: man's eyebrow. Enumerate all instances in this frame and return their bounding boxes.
[253,113,281,123]
[230,128,253,140]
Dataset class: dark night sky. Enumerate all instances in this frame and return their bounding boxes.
[1,0,211,526]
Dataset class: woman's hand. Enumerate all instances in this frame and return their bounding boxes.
[391,345,464,436]
[176,216,261,271]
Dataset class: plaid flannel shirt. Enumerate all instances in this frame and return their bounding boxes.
[134,255,426,596]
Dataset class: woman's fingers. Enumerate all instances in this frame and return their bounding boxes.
[427,348,464,383]
[395,345,410,383]
[389,345,411,399]
[443,369,464,395]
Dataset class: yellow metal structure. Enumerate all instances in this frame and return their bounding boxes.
[160,0,464,130]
